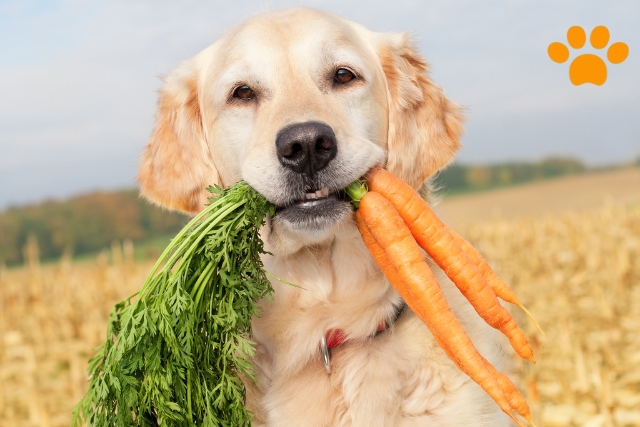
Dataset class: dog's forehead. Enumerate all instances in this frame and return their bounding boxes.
[235,8,355,43]
[219,9,372,70]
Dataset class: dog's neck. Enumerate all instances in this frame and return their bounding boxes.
[261,216,377,297]
[254,218,399,376]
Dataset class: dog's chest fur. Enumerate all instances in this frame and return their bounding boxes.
[244,222,512,427]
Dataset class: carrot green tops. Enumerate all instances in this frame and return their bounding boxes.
[73,182,274,427]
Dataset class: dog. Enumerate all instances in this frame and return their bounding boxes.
[138,7,514,426]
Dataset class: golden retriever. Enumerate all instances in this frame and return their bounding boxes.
[138,7,514,426]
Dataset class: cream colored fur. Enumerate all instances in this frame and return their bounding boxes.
[138,8,513,426]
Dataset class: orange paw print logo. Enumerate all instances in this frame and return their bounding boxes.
[548,26,629,86]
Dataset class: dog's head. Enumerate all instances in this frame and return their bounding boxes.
[138,8,463,247]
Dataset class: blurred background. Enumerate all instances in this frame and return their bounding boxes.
[1,1,638,426]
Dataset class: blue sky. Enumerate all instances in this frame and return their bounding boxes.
[1,0,638,209]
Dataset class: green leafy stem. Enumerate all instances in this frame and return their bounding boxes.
[72,178,366,427]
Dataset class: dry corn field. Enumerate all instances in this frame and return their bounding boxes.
[1,199,639,427]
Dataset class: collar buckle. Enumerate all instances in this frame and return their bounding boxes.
[320,335,332,374]
[318,301,407,375]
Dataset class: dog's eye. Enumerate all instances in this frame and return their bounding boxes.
[233,85,255,100]
[334,68,356,84]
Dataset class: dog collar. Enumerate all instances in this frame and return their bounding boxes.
[320,301,407,374]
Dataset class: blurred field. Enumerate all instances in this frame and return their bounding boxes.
[1,181,639,426]
[0,245,152,427]
[459,199,640,427]
[436,166,640,227]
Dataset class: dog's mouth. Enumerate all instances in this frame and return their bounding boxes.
[274,187,353,228]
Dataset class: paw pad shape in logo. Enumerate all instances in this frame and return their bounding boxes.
[548,26,629,86]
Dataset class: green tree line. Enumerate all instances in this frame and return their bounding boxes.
[0,190,187,265]
[433,157,586,195]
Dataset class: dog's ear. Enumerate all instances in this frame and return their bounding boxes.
[379,33,464,189]
[137,61,220,214]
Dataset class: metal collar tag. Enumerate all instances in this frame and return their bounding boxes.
[320,335,332,374]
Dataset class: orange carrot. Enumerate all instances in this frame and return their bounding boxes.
[355,210,405,291]
[487,361,535,426]
[433,333,531,427]
[449,229,543,334]
[358,193,519,422]
[366,167,535,362]
[357,203,534,426]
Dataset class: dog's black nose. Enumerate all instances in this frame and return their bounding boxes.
[275,121,337,175]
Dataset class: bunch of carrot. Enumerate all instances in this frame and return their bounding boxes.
[352,166,539,427]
